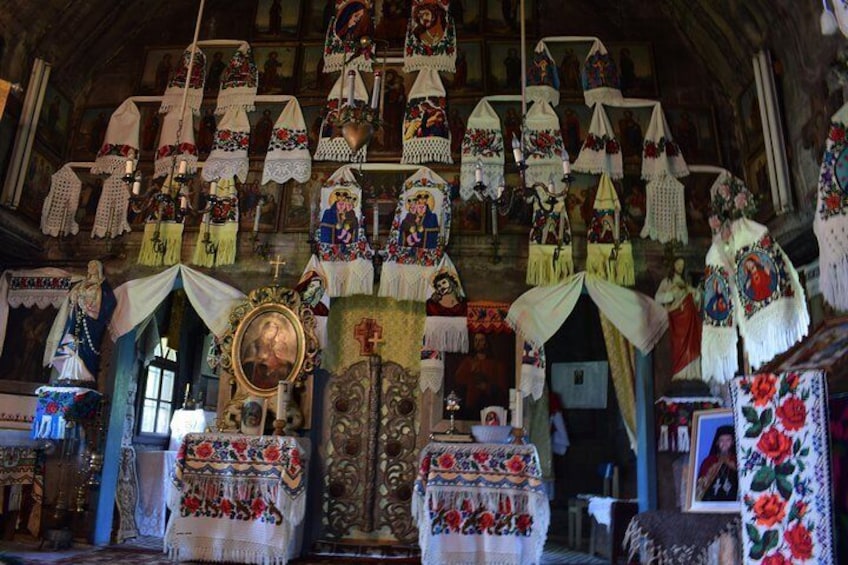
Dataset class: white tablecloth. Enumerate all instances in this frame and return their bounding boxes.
[135,449,177,537]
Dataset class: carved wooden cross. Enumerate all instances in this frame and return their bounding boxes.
[269,254,286,282]
[353,317,383,356]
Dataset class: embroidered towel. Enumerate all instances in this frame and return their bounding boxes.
[159,45,206,116]
[201,107,250,183]
[582,39,622,106]
[401,69,452,164]
[314,70,370,163]
[525,40,560,106]
[459,99,504,201]
[41,165,81,237]
[572,102,622,179]
[323,0,375,72]
[92,100,140,175]
[215,41,258,114]
[261,98,311,185]
[404,0,456,73]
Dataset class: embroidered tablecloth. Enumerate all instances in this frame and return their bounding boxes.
[0,446,45,537]
[413,442,550,565]
[165,433,306,564]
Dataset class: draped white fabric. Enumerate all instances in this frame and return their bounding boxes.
[109,264,246,340]
[507,271,668,354]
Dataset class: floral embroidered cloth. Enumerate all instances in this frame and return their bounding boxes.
[730,371,836,564]
[31,386,102,441]
[0,446,45,537]
[165,433,306,564]
[413,442,550,565]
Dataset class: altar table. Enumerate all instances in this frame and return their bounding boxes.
[413,442,550,565]
[165,433,306,565]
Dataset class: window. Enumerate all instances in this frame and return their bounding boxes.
[137,337,178,437]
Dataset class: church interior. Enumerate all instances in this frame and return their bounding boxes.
[0,0,847,564]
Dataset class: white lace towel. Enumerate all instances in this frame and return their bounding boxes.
[262,98,311,185]
[91,174,131,239]
[640,174,688,244]
[41,165,81,237]
[202,107,250,183]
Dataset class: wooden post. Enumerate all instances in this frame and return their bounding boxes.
[635,349,657,512]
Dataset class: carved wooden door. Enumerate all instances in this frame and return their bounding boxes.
[322,356,418,544]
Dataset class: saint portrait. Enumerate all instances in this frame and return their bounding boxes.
[443,331,516,421]
[736,251,777,303]
[686,409,740,512]
[234,304,305,394]
[397,189,440,248]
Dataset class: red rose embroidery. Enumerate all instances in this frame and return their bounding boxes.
[753,493,786,527]
[194,442,214,459]
[761,554,792,565]
[263,445,281,462]
[437,453,455,470]
[220,498,233,515]
[832,126,846,142]
[793,501,808,519]
[444,509,461,530]
[231,440,247,454]
[783,523,813,560]
[479,511,495,530]
[505,455,526,474]
[784,373,800,392]
[776,397,807,431]
[516,513,532,533]
[184,496,201,514]
[251,497,267,517]
[826,193,842,211]
[472,451,489,465]
[750,374,777,406]
[757,427,793,464]
[46,401,59,415]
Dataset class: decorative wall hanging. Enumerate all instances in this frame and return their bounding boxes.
[41,165,81,237]
[814,104,848,311]
[581,39,622,106]
[641,174,688,244]
[701,242,738,383]
[215,41,258,115]
[459,99,504,201]
[423,255,468,352]
[91,99,140,175]
[523,101,567,191]
[401,69,452,164]
[314,166,374,297]
[201,107,250,183]
[709,172,757,243]
[572,102,622,179]
[379,167,451,301]
[731,371,836,564]
[323,0,375,73]
[525,40,560,106]
[728,218,808,369]
[191,177,239,267]
[526,183,572,286]
[159,45,206,116]
[403,0,456,73]
[314,70,370,163]
[586,174,634,286]
[296,256,330,349]
[91,173,131,239]
[155,106,197,179]
[261,98,311,185]
[138,178,184,267]
[641,104,688,181]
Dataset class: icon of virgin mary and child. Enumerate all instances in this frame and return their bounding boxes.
[319,188,360,245]
[398,190,440,248]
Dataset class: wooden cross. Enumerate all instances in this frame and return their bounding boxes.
[353,317,383,356]
[269,254,286,283]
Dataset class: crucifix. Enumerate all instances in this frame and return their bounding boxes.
[269,254,286,284]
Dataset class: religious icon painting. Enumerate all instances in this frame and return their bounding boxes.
[253,0,301,39]
[546,41,593,99]
[554,102,592,159]
[739,81,765,154]
[447,98,477,162]
[379,167,452,301]
[19,146,58,225]
[483,0,535,35]
[247,102,287,158]
[363,61,415,158]
[703,265,734,329]
[665,105,721,166]
[606,42,659,98]
[605,105,652,172]
[240,396,267,435]
[745,149,776,225]
[281,168,330,233]
[485,40,524,93]
[564,172,596,234]
[442,40,483,94]
[450,197,485,235]
[70,106,116,161]
[685,408,739,513]
[203,45,239,99]
[297,43,336,97]
[237,167,282,233]
[36,84,72,159]
[323,0,376,73]
[682,172,715,238]
[373,0,411,47]
[138,46,185,96]
[0,305,57,386]
[253,44,297,95]
[314,165,374,297]
[619,175,647,237]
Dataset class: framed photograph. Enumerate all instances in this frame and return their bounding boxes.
[36,84,72,158]
[70,105,115,161]
[551,361,609,409]
[607,42,659,98]
[240,396,267,435]
[486,40,524,93]
[685,408,740,513]
[253,0,301,39]
[739,82,765,154]
[442,40,484,94]
[546,41,593,99]
[665,105,721,166]
[254,44,298,95]
[18,145,58,223]
[745,149,776,225]
[233,303,307,396]
[0,305,56,390]
[484,0,535,35]
[297,43,336,97]
[442,330,517,421]
[138,46,185,96]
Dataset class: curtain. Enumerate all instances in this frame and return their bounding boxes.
[599,312,638,453]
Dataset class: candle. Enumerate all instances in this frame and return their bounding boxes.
[510,388,523,429]
[209,181,217,196]
[475,160,483,184]
[490,204,498,237]
[346,69,355,106]
[370,70,382,110]
[125,158,134,175]
[253,201,262,232]
[561,150,571,175]
[178,159,187,176]
[511,134,523,164]
[132,180,141,195]
[179,194,188,210]
[372,205,379,242]
[275,381,287,417]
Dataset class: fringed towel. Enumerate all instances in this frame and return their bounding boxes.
[296,257,330,349]
[623,510,740,565]
[215,42,258,115]
[814,103,848,311]
[700,242,738,383]
[526,184,572,286]
[419,348,444,392]
[641,104,688,181]
[379,167,451,302]
[41,165,81,237]
[525,40,560,106]
[323,0,375,73]
[728,218,808,369]
[572,102,622,179]
[521,341,546,400]
[730,371,835,564]
[155,106,197,179]
[641,174,688,244]
[261,98,311,185]
[138,180,184,267]
[403,0,456,73]
[581,40,622,106]
[708,171,757,242]
[92,99,140,175]
[191,178,239,267]
[91,174,131,239]
[201,107,250,183]
[314,70,369,163]
[423,255,468,352]
[401,69,452,164]
[586,174,634,286]
[313,166,374,297]
[32,386,102,441]
[523,101,567,191]
[159,45,206,116]
[459,99,504,201]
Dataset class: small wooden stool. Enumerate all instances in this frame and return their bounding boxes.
[567,497,589,550]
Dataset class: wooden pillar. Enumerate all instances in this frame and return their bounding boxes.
[635,349,657,512]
